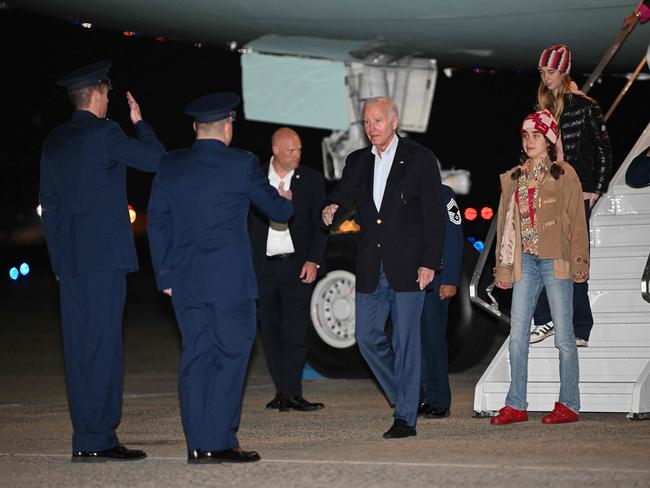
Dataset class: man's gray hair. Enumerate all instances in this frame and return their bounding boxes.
[363,96,399,120]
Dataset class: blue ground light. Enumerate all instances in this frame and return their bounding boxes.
[9,267,19,280]
[19,263,30,276]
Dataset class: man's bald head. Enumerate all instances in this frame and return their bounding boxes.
[271,127,302,176]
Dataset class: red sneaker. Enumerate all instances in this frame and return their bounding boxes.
[490,406,528,425]
[542,402,580,424]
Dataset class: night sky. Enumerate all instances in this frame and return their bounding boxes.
[2,7,649,237]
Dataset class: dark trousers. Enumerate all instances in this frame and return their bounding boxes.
[59,271,126,452]
[534,200,594,340]
[172,298,256,451]
[420,284,451,408]
[257,258,313,398]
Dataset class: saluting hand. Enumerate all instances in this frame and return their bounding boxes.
[322,204,339,226]
[417,267,435,290]
[278,181,292,201]
[126,91,143,124]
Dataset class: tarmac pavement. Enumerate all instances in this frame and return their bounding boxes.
[2,273,650,487]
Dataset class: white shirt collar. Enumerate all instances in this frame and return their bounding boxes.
[371,134,399,159]
[268,156,295,183]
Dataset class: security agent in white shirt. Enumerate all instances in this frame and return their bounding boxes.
[248,127,329,412]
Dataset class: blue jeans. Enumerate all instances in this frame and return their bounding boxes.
[507,254,580,412]
[355,265,425,427]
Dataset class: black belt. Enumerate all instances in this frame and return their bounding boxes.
[266,252,295,261]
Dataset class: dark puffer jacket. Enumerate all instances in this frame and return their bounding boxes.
[559,93,612,195]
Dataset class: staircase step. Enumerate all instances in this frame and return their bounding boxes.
[588,278,643,290]
[590,220,650,248]
[590,290,650,313]
[531,323,650,347]
[594,193,650,216]
[591,312,650,324]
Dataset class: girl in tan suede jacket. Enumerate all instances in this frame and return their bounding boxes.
[490,110,588,426]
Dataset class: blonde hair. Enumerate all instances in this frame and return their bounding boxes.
[536,75,573,121]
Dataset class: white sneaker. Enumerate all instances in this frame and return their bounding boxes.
[530,322,555,343]
[576,338,589,347]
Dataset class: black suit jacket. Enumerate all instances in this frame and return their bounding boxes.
[249,163,329,278]
[325,137,444,293]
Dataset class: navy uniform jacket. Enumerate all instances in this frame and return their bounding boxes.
[435,185,463,287]
[39,110,165,276]
[148,139,293,304]
[326,137,444,293]
[249,164,328,277]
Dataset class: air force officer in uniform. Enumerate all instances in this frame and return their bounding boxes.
[419,184,463,419]
[147,93,293,464]
[39,60,165,462]
[322,96,444,438]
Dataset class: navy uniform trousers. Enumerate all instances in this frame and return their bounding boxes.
[420,282,452,409]
[172,297,256,451]
[59,271,126,452]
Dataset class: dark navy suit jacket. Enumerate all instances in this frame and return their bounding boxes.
[325,137,444,293]
[147,139,293,304]
[39,110,165,276]
[436,185,463,287]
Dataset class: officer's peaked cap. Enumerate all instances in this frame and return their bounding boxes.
[57,60,112,90]
[185,92,240,123]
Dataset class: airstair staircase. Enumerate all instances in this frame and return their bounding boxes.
[473,123,650,417]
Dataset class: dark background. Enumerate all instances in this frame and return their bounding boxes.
[1,7,648,249]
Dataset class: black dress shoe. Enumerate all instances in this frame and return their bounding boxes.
[266,393,281,409]
[418,402,434,416]
[278,396,325,412]
[71,444,147,463]
[187,447,261,464]
[424,407,450,419]
[383,419,416,439]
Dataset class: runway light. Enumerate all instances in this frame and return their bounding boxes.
[9,267,19,281]
[128,204,137,224]
[473,240,485,253]
[464,207,478,221]
[155,36,165,43]
[193,42,203,48]
[81,22,93,29]
[481,206,494,220]
[123,31,137,37]
[19,263,30,276]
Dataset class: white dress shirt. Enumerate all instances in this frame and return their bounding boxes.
[372,134,399,211]
[266,158,295,256]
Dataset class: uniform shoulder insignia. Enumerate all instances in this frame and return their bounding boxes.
[447,197,462,225]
